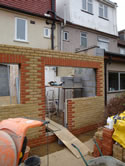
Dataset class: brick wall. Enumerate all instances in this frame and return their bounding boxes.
[0,104,42,140]
[67,96,104,135]
[0,44,104,146]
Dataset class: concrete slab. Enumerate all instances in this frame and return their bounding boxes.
[41,148,94,166]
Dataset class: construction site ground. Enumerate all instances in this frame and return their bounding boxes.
[41,148,94,166]
[21,130,95,166]
[30,130,95,157]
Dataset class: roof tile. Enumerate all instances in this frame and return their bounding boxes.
[0,0,54,16]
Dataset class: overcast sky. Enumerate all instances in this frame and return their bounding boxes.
[112,0,125,31]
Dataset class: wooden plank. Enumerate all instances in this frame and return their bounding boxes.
[47,122,61,132]
[46,118,89,158]
[46,118,64,130]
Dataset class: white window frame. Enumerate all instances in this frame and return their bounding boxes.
[63,31,69,41]
[15,17,28,42]
[80,32,87,48]
[44,28,51,38]
[82,0,93,14]
[98,37,109,51]
[120,47,125,55]
[99,3,108,19]
[108,71,125,92]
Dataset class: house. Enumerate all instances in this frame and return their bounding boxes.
[0,0,110,148]
[0,0,60,50]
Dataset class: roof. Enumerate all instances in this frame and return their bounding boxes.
[0,0,55,18]
[105,51,125,62]
[118,39,125,47]
[97,0,117,8]
[119,29,125,34]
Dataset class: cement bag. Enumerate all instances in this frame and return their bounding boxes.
[112,111,125,148]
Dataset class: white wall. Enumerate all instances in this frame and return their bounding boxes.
[56,0,118,36]
[56,0,70,22]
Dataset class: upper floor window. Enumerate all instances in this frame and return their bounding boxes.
[63,31,69,41]
[98,37,109,51]
[99,3,108,19]
[120,47,125,55]
[80,32,87,48]
[82,0,93,14]
[44,28,51,38]
[15,17,27,41]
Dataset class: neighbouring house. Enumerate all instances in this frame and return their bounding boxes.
[56,0,118,53]
[104,30,125,104]
[0,0,60,50]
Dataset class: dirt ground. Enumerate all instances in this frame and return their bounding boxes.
[30,130,96,157]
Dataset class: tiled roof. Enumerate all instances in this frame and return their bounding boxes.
[0,0,53,17]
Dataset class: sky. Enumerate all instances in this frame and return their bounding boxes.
[112,0,125,31]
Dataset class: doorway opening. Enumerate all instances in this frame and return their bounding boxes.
[45,66,96,126]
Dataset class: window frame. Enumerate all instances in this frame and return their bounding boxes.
[44,28,51,38]
[80,32,87,48]
[120,47,125,55]
[63,31,69,41]
[15,17,28,42]
[108,71,125,92]
[98,37,109,51]
[99,3,108,19]
[82,0,93,14]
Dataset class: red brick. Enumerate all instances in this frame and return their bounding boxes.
[103,128,114,138]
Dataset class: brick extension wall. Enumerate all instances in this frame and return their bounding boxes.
[0,44,104,147]
[67,96,104,134]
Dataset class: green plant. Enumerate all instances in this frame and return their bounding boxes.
[105,93,125,120]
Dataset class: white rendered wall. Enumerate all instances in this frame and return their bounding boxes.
[56,0,118,36]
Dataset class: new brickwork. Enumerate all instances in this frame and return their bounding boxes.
[0,44,104,147]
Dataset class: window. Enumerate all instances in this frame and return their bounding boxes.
[99,3,108,19]
[82,0,93,14]
[120,48,125,55]
[80,32,87,48]
[44,28,51,38]
[63,32,69,41]
[109,72,125,92]
[98,37,109,51]
[0,64,20,105]
[15,17,27,41]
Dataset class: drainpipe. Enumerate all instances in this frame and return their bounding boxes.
[51,0,56,50]
[104,55,112,105]
[104,60,108,105]
[60,4,67,51]
[46,0,56,50]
